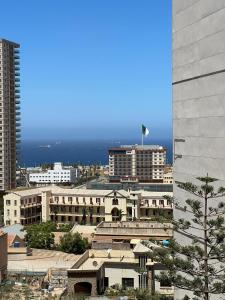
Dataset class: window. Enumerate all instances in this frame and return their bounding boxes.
[122,278,134,289]
[6,200,10,205]
[112,198,118,205]
[160,278,172,287]
[159,200,164,205]
[14,210,17,216]
[7,209,10,216]
[104,277,109,288]
[14,200,17,206]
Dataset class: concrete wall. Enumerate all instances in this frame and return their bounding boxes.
[173,1,225,299]
[0,232,7,282]
[105,266,139,288]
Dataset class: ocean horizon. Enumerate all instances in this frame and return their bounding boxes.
[19,138,173,167]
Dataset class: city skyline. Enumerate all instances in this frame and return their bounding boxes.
[0,0,171,140]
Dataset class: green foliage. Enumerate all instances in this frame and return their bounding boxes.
[104,286,173,300]
[25,221,73,249]
[57,223,73,232]
[58,232,88,254]
[149,176,225,300]
[25,221,55,249]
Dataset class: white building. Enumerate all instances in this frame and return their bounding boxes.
[29,162,80,185]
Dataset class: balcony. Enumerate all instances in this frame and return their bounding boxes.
[16,128,21,132]
[15,67,20,71]
[15,89,20,93]
[16,134,21,138]
[15,72,20,76]
[15,84,20,88]
[14,55,20,60]
[16,122,21,127]
[15,95,20,99]
[14,49,20,54]
[16,111,21,115]
[15,78,20,82]
[14,61,20,65]
[16,139,21,144]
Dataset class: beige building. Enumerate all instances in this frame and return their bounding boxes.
[94,221,173,243]
[0,231,7,282]
[3,186,172,226]
[109,145,166,183]
[67,243,174,297]
[0,39,20,191]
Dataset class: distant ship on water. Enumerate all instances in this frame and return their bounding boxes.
[39,144,51,148]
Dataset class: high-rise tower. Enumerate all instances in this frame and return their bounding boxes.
[0,39,20,190]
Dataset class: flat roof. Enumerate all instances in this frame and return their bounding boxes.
[5,186,172,198]
[109,145,166,151]
[76,249,137,271]
[0,38,20,47]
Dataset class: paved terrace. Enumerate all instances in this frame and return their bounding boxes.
[8,249,79,274]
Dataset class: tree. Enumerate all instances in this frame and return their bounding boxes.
[25,221,55,249]
[58,232,88,254]
[149,176,225,300]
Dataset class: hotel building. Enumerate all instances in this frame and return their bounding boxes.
[3,186,172,226]
[0,39,20,190]
[109,145,166,183]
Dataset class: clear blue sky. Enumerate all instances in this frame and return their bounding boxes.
[1,0,171,140]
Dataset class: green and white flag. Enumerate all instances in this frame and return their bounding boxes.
[142,124,149,136]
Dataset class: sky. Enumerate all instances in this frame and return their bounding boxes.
[1,0,172,141]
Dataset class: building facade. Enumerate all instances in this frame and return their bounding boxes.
[94,221,173,242]
[67,245,174,297]
[3,186,172,226]
[29,162,80,185]
[173,1,225,299]
[0,231,7,282]
[109,145,166,183]
[0,39,20,191]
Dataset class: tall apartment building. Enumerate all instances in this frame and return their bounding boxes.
[0,39,20,190]
[109,145,166,183]
[173,1,225,299]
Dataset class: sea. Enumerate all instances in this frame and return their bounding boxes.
[19,139,173,167]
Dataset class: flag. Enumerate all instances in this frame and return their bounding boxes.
[142,124,149,136]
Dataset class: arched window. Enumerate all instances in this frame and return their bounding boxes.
[112,198,118,205]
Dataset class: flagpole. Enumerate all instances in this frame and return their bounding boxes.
[142,132,143,146]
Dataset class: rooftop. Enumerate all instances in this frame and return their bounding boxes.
[69,243,154,272]
[5,186,172,198]
[109,144,166,151]
[97,221,173,229]
[2,224,25,238]
[0,38,20,47]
